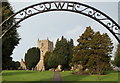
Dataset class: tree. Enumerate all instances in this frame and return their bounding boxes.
[96,33,113,74]
[10,61,20,70]
[48,53,58,68]
[25,47,40,70]
[72,26,94,73]
[87,32,113,75]
[44,51,52,70]
[1,1,20,70]
[67,39,74,68]
[114,44,120,67]
[72,26,113,75]
[48,36,74,69]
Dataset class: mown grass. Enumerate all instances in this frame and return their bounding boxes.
[61,71,119,81]
[2,70,119,83]
[2,70,54,82]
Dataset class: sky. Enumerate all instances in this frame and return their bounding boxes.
[8,0,119,61]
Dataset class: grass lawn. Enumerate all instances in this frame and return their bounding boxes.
[2,70,120,83]
[61,71,119,81]
[2,70,54,82]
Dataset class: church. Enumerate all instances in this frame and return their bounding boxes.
[20,38,54,71]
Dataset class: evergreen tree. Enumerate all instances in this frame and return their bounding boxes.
[72,26,113,75]
[72,26,94,73]
[44,51,52,70]
[48,36,74,69]
[10,61,20,70]
[87,32,113,75]
[114,44,120,67]
[97,33,113,74]
[48,53,58,68]
[25,47,40,70]
[68,39,74,68]
[1,1,20,70]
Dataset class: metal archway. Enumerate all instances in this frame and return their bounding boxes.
[1,1,120,43]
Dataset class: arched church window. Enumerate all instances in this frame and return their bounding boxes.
[41,43,44,47]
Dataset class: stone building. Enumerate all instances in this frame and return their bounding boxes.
[35,38,54,71]
[20,59,27,70]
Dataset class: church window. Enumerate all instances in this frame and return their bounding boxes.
[41,43,44,47]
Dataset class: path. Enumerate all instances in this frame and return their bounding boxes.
[53,71,63,83]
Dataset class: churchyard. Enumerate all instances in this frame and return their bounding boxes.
[1,1,120,83]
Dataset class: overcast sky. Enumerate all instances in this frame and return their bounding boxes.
[8,0,119,61]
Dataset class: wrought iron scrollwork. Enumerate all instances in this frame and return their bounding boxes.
[0,1,120,43]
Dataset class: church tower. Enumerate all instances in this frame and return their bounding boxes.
[35,38,53,71]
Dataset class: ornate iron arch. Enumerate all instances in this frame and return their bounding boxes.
[1,1,120,43]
